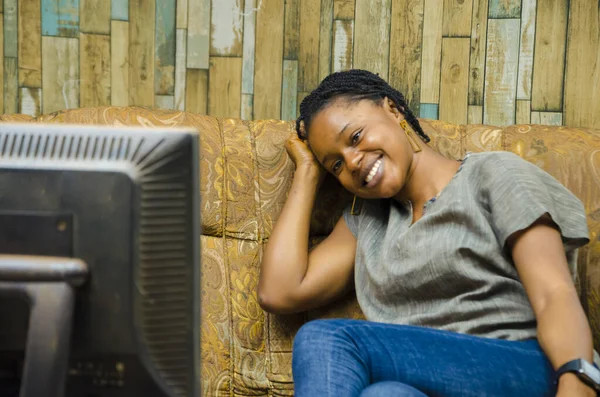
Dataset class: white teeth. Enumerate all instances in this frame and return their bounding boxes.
[365,159,381,183]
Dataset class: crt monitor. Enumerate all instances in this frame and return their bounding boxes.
[0,123,201,397]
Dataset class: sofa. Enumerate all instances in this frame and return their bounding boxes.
[1,106,599,396]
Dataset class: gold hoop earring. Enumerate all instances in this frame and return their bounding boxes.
[351,195,362,215]
[400,120,422,153]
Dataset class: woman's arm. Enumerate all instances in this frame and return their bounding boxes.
[509,214,595,397]
[257,136,356,314]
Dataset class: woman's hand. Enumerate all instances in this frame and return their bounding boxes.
[285,135,326,185]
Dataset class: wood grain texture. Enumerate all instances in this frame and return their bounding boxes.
[0,17,3,113]
[483,19,519,126]
[41,0,79,37]
[283,0,300,60]
[420,0,443,103]
[298,0,321,91]
[353,0,391,80]
[80,0,110,34]
[439,38,469,125]
[282,60,298,120]
[185,68,208,114]
[18,0,42,88]
[334,0,355,20]
[129,0,155,106]
[80,33,111,107]
[208,56,242,118]
[332,20,353,72]
[154,94,174,109]
[187,0,210,69]
[19,87,42,116]
[177,0,188,29]
[468,0,487,106]
[42,36,79,113]
[254,0,284,119]
[111,21,129,107]
[175,28,187,110]
[531,111,562,126]
[211,0,243,57]
[516,100,530,124]
[111,0,128,21]
[516,0,536,100]
[241,93,253,120]
[155,0,176,95]
[4,0,17,58]
[389,0,424,116]
[4,58,18,114]
[488,0,520,19]
[242,0,257,94]
[531,0,567,112]
[318,0,334,82]
[442,0,473,37]
[563,0,600,129]
[467,105,482,124]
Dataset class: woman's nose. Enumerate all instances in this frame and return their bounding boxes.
[344,151,362,174]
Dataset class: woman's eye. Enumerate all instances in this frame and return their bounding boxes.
[351,131,362,145]
[332,160,342,172]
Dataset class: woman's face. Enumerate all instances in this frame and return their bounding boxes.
[307,98,415,199]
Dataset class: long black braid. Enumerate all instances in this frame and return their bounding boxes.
[296,69,430,143]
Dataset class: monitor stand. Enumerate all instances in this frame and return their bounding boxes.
[0,255,88,397]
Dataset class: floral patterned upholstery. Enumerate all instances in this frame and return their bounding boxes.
[2,106,599,396]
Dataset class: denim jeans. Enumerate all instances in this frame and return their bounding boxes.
[292,319,555,397]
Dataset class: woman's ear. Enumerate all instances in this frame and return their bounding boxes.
[383,97,404,120]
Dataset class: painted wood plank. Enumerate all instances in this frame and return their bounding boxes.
[334,0,355,20]
[41,36,79,113]
[531,0,567,112]
[254,0,284,119]
[0,2,2,12]
[208,57,242,118]
[563,0,600,128]
[439,38,470,125]
[389,0,424,117]
[420,0,443,103]
[4,0,17,58]
[41,0,80,38]
[174,28,187,110]
[210,0,243,57]
[531,111,562,126]
[111,0,128,21]
[155,95,175,109]
[332,20,353,72]
[185,68,208,114]
[176,0,188,29]
[283,0,299,60]
[242,0,257,94]
[483,19,520,126]
[488,0,520,19]
[81,0,110,34]
[80,33,111,107]
[442,0,473,37]
[318,0,334,82]
[0,17,3,113]
[353,0,391,80]
[155,0,176,95]
[467,105,483,124]
[516,100,531,124]
[18,0,42,87]
[298,0,321,91]
[111,21,129,106]
[18,87,42,117]
[241,93,253,120]
[129,0,155,106]
[468,0,487,105]
[4,58,18,114]
[516,0,536,100]
[282,60,298,121]
[187,0,210,69]
[419,103,438,120]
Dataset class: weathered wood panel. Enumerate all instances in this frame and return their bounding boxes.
[185,68,208,114]
[298,0,321,91]
[176,0,188,29]
[208,56,242,118]
[210,0,243,57]
[4,58,18,114]
[129,0,155,106]
[531,111,562,126]
[41,0,79,37]
[516,0,536,100]
[155,0,176,95]
[488,0,520,18]
[4,0,17,57]
[282,60,298,120]
[516,100,531,124]
[19,87,42,116]
[334,0,355,20]
[331,20,353,73]
[18,0,42,87]
[80,33,111,107]
[353,0,391,80]
[0,17,3,113]
[242,0,257,94]
[318,0,334,82]
[111,0,128,21]
[41,36,79,113]
[111,21,129,107]
[467,105,482,124]
[80,0,110,34]
[187,0,210,69]
[420,103,438,120]
[420,0,443,103]
[442,0,472,37]
[439,38,469,125]
[468,0,487,106]
[175,28,187,110]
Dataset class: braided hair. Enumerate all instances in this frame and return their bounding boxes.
[296,69,430,143]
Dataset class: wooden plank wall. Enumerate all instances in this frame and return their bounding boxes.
[1,0,599,129]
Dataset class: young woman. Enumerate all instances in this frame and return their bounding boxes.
[257,70,598,397]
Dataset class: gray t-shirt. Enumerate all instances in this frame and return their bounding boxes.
[343,151,590,341]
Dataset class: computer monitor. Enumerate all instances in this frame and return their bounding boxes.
[0,123,201,397]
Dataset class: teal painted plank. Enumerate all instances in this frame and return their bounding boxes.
[420,103,439,119]
[112,0,129,20]
[42,0,80,37]
[155,0,176,95]
[489,0,520,18]
[281,60,298,120]
[4,0,17,58]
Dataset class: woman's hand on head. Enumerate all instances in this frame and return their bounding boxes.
[285,135,326,183]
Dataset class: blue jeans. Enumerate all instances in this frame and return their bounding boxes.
[292,319,555,397]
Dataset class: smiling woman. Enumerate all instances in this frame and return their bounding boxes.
[257,70,599,397]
